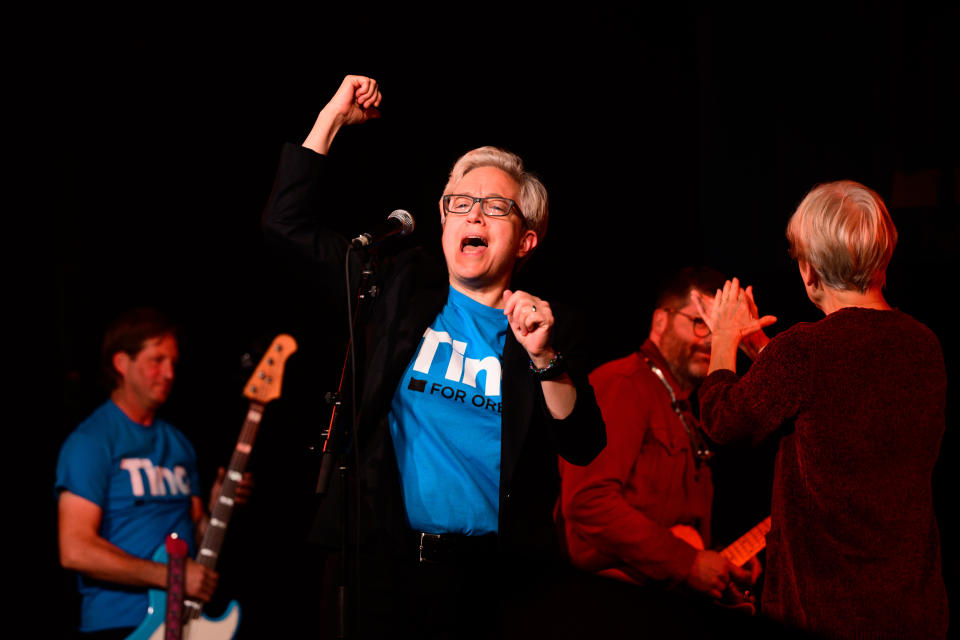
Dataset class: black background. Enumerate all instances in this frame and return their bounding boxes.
[42,5,958,637]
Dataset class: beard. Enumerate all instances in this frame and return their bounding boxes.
[658,325,711,390]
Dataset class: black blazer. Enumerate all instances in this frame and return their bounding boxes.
[262,143,606,563]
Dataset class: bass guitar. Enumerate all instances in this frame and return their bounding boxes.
[128,334,298,640]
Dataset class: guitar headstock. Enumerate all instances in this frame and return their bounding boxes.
[243,334,298,404]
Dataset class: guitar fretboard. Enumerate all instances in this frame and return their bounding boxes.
[197,403,263,569]
[186,403,264,619]
[720,516,772,567]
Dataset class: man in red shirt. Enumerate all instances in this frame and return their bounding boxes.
[558,267,760,602]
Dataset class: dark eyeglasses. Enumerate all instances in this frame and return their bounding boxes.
[442,195,521,218]
[663,309,711,337]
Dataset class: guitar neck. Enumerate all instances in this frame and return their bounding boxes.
[195,401,265,571]
[720,516,771,567]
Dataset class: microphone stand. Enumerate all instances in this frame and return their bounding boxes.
[314,248,377,639]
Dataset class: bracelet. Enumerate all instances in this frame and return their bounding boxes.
[529,352,567,380]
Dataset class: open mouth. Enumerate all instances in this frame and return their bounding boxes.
[460,236,488,253]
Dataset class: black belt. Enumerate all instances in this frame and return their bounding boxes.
[416,531,498,564]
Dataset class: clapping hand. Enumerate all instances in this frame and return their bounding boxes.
[692,279,776,357]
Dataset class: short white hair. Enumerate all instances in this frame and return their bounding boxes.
[786,180,897,292]
[441,146,548,244]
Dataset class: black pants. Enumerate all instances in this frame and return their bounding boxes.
[355,533,504,640]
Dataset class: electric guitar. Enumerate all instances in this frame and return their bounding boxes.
[672,516,772,613]
[718,516,771,567]
[716,516,771,612]
[598,516,772,612]
[669,515,771,567]
[128,334,298,640]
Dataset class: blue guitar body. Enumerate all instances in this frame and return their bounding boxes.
[126,544,240,640]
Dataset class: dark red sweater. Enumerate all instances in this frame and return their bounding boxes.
[699,307,948,639]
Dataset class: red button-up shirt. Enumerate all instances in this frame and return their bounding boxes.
[558,340,713,585]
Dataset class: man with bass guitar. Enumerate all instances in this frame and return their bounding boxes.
[56,307,252,639]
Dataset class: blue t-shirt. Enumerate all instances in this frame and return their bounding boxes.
[389,286,508,535]
[55,400,200,632]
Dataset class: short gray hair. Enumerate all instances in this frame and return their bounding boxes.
[786,180,897,292]
[441,146,548,244]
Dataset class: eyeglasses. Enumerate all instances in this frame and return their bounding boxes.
[442,195,522,218]
[663,309,711,337]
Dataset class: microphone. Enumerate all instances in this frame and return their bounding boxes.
[350,209,415,249]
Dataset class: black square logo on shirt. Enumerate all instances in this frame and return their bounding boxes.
[408,377,427,392]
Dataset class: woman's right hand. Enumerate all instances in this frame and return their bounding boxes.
[694,280,776,345]
[303,75,382,154]
[693,278,776,373]
[325,75,382,126]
